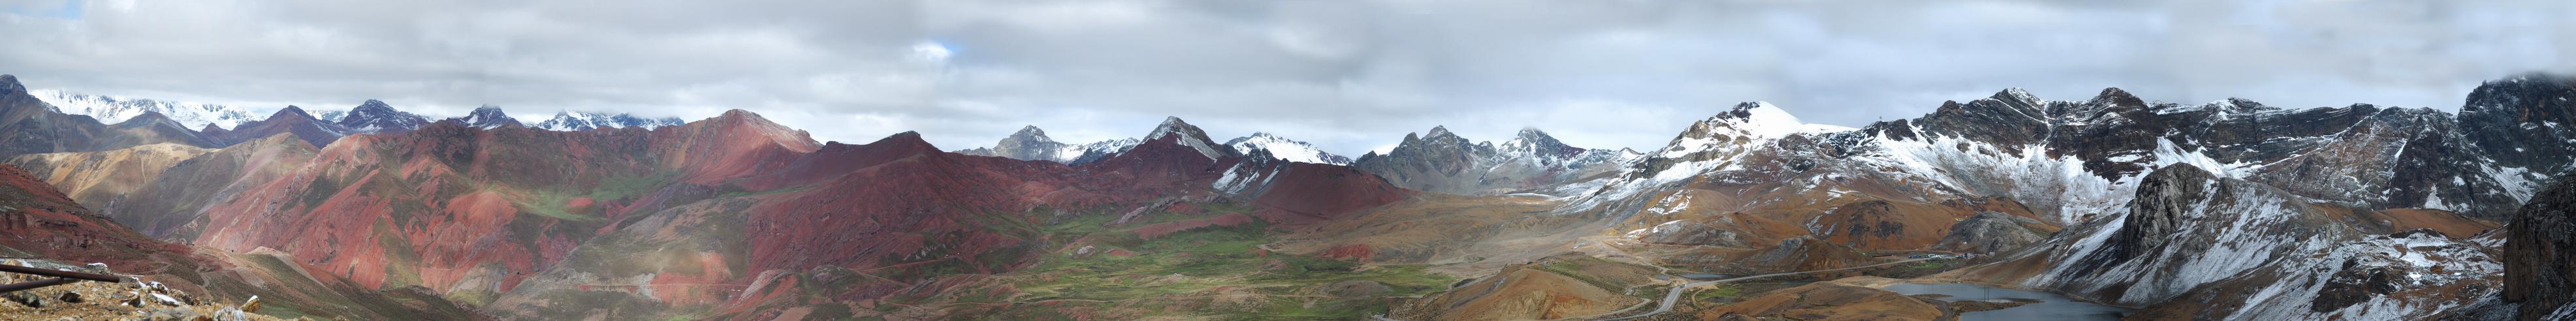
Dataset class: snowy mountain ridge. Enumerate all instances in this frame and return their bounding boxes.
[532,111,687,131]
[1224,132,1350,165]
[29,89,259,129]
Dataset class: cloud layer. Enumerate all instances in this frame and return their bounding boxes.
[3,0,2569,155]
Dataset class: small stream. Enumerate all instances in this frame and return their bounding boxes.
[1882,283,2133,320]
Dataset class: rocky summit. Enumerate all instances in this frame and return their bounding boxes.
[0,72,2569,321]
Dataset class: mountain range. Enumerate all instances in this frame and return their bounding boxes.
[0,72,2570,320]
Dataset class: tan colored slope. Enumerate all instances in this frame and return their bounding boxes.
[1271,192,1573,266]
[2315,205,2500,238]
[1392,253,1658,321]
[3,143,211,208]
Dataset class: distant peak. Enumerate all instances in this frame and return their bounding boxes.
[1425,125,1454,138]
[1992,88,2038,102]
[881,130,925,142]
[355,99,394,111]
[1145,116,1201,140]
[274,106,313,118]
[2093,87,2139,102]
[1004,125,1055,144]
[0,74,19,94]
[473,104,504,112]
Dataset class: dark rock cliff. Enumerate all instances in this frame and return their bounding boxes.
[2505,174,2576,320]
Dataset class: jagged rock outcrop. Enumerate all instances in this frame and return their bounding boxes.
[2505,174,2576,320]
[1933,211,2054,254]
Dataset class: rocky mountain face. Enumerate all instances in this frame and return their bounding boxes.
[1493,78,2570,320]
[440,105,523,129]
[1352,127,1634,196]
[1224,132,1350,164]
[1933,164,2506,319]
[530,110,686,131]
[0,75,217,158]
[30,89,259,130]
[332,100,431,134]
[2505,174,2576,320]
[1844,87,2532,221]
[1932,211,2054,254]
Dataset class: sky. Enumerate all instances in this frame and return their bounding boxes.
[1,0,2570,156]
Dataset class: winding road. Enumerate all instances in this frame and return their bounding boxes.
[1372,258,1935,321]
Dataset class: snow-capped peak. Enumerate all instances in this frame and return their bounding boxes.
[335,100,431,133]
[1143,116,1233,160]
[1225,132,1350,165]
[29,89,260,129]
[1720,102,1805,140]
[445,105,523,129]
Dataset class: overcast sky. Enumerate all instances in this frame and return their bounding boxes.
[3,0,2570,155]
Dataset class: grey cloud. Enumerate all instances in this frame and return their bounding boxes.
[1,0,2569,155]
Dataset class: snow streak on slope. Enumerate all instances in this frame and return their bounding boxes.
[31,89,259,129]
[1226,132,1350,164]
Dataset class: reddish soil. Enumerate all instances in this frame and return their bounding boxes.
[1243,162,1405,224]
[1128,213,1256,239]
